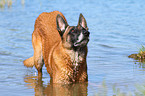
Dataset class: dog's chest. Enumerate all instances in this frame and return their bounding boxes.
[70,51,84,80]
[70,51,82,65]
[69,51,84,75]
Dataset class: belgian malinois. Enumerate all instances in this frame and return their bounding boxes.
[23,11,90,84]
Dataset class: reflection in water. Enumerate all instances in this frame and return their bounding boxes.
[24,75,88,96]
[135,62,145,69]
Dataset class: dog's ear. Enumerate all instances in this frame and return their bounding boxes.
[78,13,88,30]
[56,14,68,37]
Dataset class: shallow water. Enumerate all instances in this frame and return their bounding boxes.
[1,0,145,95]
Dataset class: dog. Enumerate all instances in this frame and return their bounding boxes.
[23,11,90,84]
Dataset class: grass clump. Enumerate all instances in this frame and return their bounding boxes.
[137,45,145,60]
[128,45,145,62]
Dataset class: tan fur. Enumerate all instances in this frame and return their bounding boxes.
[23,56,34,67]
[23,11,88,83]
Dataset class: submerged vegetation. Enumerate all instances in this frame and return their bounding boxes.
[128,45,145,62]
[94,80,145,96]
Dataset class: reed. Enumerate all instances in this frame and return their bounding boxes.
[137,45,145,60]
[0,0,25,8]
[0,0,5,8]
[0,0,12,8]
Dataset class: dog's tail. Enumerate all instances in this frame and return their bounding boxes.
[23,56,34,67]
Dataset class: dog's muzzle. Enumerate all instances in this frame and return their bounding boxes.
[74,31,90,47]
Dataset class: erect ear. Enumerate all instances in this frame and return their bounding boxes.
[56,14,68,37]
[78,13,88,30]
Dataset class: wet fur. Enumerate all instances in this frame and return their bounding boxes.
[23,11,89,84]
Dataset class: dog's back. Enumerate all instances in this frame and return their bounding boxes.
[34,11,68,70]
[24,11,68,74]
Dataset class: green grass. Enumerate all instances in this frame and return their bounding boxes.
[138,45,145,53]
[137,45,145,61]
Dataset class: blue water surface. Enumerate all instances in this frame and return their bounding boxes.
[0,0,145,96]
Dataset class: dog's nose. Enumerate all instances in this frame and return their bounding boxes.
[83,31,90,36]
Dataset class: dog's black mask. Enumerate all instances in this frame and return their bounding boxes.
[68,26,90,48]
[56,13,90,50]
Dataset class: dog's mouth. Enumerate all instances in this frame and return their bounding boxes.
[74,38,89,47]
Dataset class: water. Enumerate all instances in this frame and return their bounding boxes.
[1,0,145,95]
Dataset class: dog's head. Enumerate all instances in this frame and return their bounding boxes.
[56,13,90,50]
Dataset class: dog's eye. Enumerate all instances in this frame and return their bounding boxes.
[71,29,74,32]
